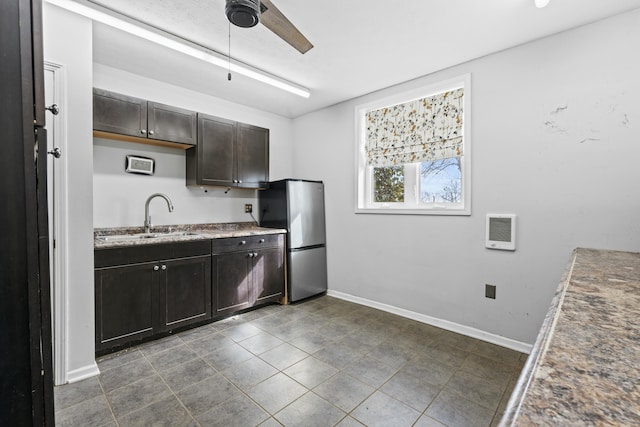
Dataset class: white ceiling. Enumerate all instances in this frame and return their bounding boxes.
[86,0,640,118]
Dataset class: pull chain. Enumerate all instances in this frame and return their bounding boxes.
[228,22,232,81]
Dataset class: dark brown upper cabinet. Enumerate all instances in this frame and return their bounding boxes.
[186,113,269,189]
[93,88,197,148]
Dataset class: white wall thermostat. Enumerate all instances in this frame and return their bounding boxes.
[125,155,155,175]
[486,214,517,251]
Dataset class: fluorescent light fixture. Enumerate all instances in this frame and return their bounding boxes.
[44,0,311,98]
[535,0,551,8]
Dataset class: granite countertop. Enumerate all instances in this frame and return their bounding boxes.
[501,248,640,426]
[94,222,286,249]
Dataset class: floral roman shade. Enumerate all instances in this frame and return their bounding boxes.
[365,87,464,167]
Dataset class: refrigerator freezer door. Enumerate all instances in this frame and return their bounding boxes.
[288,246,328,302]
[287,180,326,249]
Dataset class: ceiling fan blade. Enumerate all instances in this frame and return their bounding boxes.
[260,0,313,54]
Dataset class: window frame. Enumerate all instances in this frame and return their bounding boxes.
[355,74,471,215]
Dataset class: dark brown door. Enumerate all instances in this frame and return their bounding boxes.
[160,256,212,330]
[1,0,53,423]
[197,113,236,186]
[212,251,253,317]
[148,101,197,145]
[93,89,147,137]
[95,263,158,351]
[236,123,269,188]
[253,246,285,304]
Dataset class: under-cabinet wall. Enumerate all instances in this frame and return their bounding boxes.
[93,63,295,228]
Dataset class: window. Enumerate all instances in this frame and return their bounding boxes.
[355,75,470,215]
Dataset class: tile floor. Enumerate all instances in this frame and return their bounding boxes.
[54,296,526,427]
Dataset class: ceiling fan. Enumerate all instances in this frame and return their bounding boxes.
[225,0,313,54]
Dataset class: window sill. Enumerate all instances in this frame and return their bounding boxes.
[355,207,471,216]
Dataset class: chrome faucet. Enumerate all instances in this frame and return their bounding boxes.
[144,193,174,234]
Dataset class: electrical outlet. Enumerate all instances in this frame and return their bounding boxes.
[245,204,253,213]
[485,284,496,299]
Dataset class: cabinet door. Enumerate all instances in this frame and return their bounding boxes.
[236,123,269,189]
[197,114,236,186]
[253,246,285,304]
[148,101,197,145]
[95,262,158,351]
[93,89,147,137]
[212,251,253,317]
[160,255,212,330]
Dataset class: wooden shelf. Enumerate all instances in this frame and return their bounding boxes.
[93,130,194,150]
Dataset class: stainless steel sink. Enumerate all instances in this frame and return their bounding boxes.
[97,231,201,242]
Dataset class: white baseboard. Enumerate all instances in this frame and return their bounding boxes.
[327,290,533,354]
[65,362,100,384]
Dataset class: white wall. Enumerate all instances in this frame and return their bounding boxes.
[93,64,294,228]
[43,3,96,381]
[45,1,640,378]
[43,11,295,382]
[292,9,640,347]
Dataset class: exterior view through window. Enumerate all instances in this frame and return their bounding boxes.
[356,75,470,215]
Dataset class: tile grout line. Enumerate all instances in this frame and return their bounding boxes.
[215,312,355,424]
[184,318,303,424]
[96,375,120,427]
[163,332,278,424]
[62,298,525,427]
[137,336,204,427]
[198,349,276,423]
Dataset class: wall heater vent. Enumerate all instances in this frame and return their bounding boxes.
[486,214,516,251]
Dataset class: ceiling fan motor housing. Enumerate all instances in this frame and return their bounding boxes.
[226,0,260,28]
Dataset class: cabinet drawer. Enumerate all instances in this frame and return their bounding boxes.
[211,234,283,253]
[95,240,211,268]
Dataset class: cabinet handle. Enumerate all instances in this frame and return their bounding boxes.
[148,130,154,135]
[153,265,159,271]
[161,265,167,270]
[238,180,243,184]
[259,239,265,243]
[248,253,254,258]
[141,129,147,135]
[240,240,246,245]
[253,252,258,257]
[233,179,238,183]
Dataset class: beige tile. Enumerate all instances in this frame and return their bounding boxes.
[352,391,421,427]
[246,373,307,414]
[425,391,495,427]
[284,356,338,388]
[275,392,346,427]
[314,372,375,413]
[55,297,526,426]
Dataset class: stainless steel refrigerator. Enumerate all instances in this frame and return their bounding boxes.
[259,179,328,302]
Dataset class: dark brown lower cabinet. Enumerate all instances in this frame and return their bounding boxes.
[212,250,253,316]
[160,256,211,329]
[212,234,285,317]
[253,246,286,304]
[94,235,284,354]
[95,262,157,350]
[95,241,211,353]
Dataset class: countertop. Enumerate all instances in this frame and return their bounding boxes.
[501,248,640,426]
[94,222,286,249]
